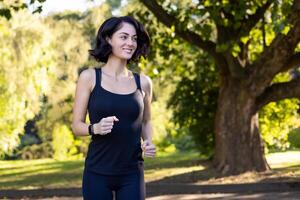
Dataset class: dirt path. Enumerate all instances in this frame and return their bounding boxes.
[13,192,300,200]
[2,181,300,200]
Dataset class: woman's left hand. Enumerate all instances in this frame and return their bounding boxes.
[142,140,156,158]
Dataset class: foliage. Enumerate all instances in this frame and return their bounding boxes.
[0,4,112,159]
[259,72,300,151]
[123,0,219,154]
[52,123,76,160]
[150,86,175,152]
[260,99,299,151]
[167,54,218,154]
[0,0,46,19]
[0,0,27,19]
[0,10,56,158]
[288,128,300,149]
[19,142,53,160]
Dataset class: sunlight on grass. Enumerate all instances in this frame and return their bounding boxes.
[0,158,84,190]
[266,151,300,168]
[266,151,300,178]
[143,151,207,182]
[0,150,299,190]
[201,151,300,185]
[145,166,205,182]
[0,158,51,166]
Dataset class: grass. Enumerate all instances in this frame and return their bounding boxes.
[0,159,84,190]
[0,151,299,190]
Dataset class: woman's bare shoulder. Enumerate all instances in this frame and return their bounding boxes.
[79,68,94,80]
[77,68,95,90]
[139,73,152,93]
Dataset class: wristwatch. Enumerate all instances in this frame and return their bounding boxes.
[88,124,94,135]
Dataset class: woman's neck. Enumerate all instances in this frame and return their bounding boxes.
[102,55,129,78]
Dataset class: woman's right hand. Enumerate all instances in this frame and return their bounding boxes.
[93,116,119,135]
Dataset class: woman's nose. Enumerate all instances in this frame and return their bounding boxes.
[126,38,136,46]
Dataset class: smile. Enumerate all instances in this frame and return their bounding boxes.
[123,48,134,54]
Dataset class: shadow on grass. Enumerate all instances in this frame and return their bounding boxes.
[0,161,83,178]
[145,158,207,170]
[256,164,300,183]
[147,166,216,184]
[272,163,300,172]
[2,152,300,191]
[144,151,209,170]
[1,155,300,198]
[0,160,84,189]
[147,161,300,186]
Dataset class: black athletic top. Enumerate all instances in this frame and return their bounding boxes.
[85,68,144,175]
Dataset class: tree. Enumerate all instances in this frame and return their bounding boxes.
[0,10,56,157]
[140,0,300,174]
[0,0,45,19]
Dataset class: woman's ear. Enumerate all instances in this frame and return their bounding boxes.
[106,37,111,45]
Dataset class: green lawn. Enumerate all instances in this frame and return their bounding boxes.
[0,151,299,190]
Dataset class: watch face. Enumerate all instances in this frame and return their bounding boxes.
[91,124,94,135]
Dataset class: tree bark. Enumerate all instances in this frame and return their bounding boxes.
[213,74,270,175]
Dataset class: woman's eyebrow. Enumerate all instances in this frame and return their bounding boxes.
[118,32,137,36]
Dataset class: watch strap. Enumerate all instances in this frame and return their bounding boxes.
[88,124,94,135]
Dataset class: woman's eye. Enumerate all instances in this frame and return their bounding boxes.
[120,36,127,40]
[133,37,137,42]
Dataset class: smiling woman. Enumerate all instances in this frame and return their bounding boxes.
[89,16,149,63]
[71,16,156,200]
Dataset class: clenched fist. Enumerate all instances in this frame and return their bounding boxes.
[142,140,156,158]
[93,116,119,135]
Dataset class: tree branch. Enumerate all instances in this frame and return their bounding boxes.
[248,0,300,95]
[280,52,300,72]
[139,0,218,59]
[255,76,300,110]
[224,52,247,78]
[237,0,273,39]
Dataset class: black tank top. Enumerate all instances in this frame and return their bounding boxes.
[86,68,144,175]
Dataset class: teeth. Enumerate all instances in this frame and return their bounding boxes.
[123,49,132,53]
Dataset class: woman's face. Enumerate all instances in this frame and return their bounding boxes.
[108,22,137,61]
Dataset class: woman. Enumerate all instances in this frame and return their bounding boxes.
[72,16,156,200]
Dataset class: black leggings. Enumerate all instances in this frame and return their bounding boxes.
[82,164,145,200]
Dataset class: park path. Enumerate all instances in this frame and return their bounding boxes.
[15,192,300,200]
[2,181,300,200]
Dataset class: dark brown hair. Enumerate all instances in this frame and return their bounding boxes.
[89,16,150,63]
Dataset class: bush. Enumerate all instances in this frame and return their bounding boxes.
[19,142,53,160]
[259,99,299,151]
[259,73,300,151]
[20,133,40,147]
[288,128,300,149]
[52,123,75,160]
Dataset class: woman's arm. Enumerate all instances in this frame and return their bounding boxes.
[71,69,94,136]
[140,74,156,157]
[72,69,119,136]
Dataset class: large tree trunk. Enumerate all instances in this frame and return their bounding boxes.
[213,75,270,175]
